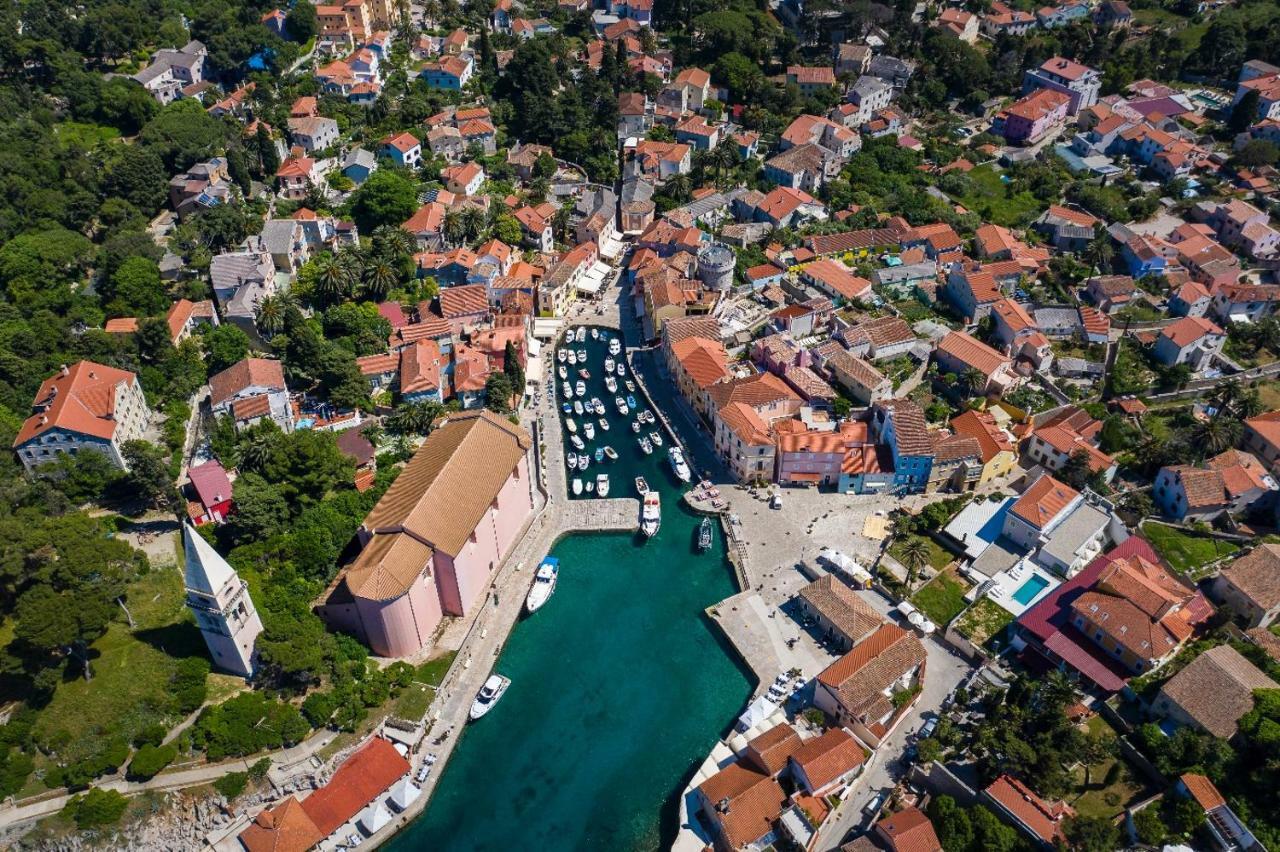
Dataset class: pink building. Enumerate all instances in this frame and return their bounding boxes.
[775,422,872,486]
[318,411,533,657]
[998,89,1071,146]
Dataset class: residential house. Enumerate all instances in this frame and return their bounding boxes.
[801,259,871,305]
[342,148,378,184]
[13,362,152,472]
[1022,57,1102,115]
[1153,449,1276,521]
[441,161,485,196]
[934,331,1019,396]
[1154,645,1279,737]
[813,623,927,748]
[1169,280,1212,318]
[1152,316,1225,371]
[1084,275,1136,313]
[398,339,445,402]
[763,144,839,193]
[132,40,207,104]
[1244,410,1280,472]
[827,351,891,405]
[996,89,1071,146]
[381,132,422,168]
[1001,474,1083,552]
[867,399,935,493]
[288,116,339,152]
[1214,544,1280,628]
[935,8,979,42]
[950,409,1017,484]
[1202,199,1280,259]
[630,140,692,183]
[168,158,232,219]
[710,373,803,483]
[1210,282,1280,325]
[694,762,788,851]
[776,423,872,489]
[1034,205,1098,252]
[276,154,320,201]
[420,54,474,90]
[874,807,944,852]
[1174,774,1266,852]
[185,460,234,526]
[787,65,838,94]
[670,334,732,421]
[209,358,293,434]
[846,76,894,126]
[983,775,1074,848]
[788,728,866,796]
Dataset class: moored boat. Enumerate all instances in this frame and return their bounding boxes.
[616,361,626,376]
[574,400,584,415]
[605,376,618,394]
[596,474,610,497]
[575,380,586,397]
[573,477,583,495]
[595,447,604,462]
[641,491,661,537]
[584,422,595,440]
[625,380,635,392]
[566,418,577,433]
[604,357,616,373]
[561,402,572,414]
[558,349,567,364]
[609,337,621,356]
[598,418,609,431]
[567,454,578,470]
[604,446,618,460]
[635,476,649,494]
[570,434,584,450]
[578,453,589,469]
[697,518,712,551]
[649,431,663,447]
[631,420,641,433]
[558,365,567,379]
[469,674,510,720]
[615,396,629,415]
[640,436,653,454]
[591,328,599,340]
[586,481,594,493]
[626,394,637,409]
[579,368,591,380]
[562,382,572,398]
[668,447,692,482]
[568,350,578,365]
[525,558,559,614]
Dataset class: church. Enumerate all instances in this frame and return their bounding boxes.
[183,523,263,678]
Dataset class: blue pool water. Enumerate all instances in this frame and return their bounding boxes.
[1012,574,1051,606]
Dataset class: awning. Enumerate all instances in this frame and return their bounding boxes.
[532,318,566,339]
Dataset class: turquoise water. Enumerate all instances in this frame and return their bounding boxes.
[390,328,751,851]
[1012,574,1051,605]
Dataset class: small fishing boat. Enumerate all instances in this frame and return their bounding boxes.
[604,357,616,373]
[558,349,567,364]
[609,337,621,356]
[579,368,591,380]
[649,431,663,448]
[584,422,595,441]
[591,328,599,340]
[577,327,587,343]
[592,399,605,415]
[668,447,692,483]
[631,420,641,433]
[558,365,567,379]
[616,361,626,376]
[578,453,589,469]
[568,350,578,365]
[573,478,583,495]
[697,518,712,551]
[586,481,594,493]
[561,382,572,398]
[635,476,649,494]
[641,491,660,537]
[567,454,578,470]
[596,474,610,497]
[575,380,586,397]
[594,447,604,463]
[615,396,629,415]
[570,434,584,450]
[605,375,618,394]
[625,380,635,392]
[561,402,572,414]
[599,418,609,431]
[577,349,587,362]
[640,436,653,454]
[525,557,559,614]
[574,400,584,415]
[566,418,578,434]
[642,411,655,424]
[469,674,510,721]
[626,395,637,409]
[604,446,618,460]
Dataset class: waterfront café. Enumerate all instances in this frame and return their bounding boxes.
[238,737,412,852]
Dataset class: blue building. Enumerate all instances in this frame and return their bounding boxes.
[840,399,935,494]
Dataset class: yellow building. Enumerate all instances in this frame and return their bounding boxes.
[948,408,1017,485]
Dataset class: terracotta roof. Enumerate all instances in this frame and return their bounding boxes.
[1161,316,1223,347]
[209,358,286,408]
[1009,474,1078,529]
[936,331,1009,379]
[798,575,883,643]
[949,410,1013,463]
[347,412,530,601]
[239,797,323,852]
[1164,466,1228,509]
[697,763,788,849]
[790,727,865,791]
[299,738,410,837]
[1158,645,1278,738]
[14,361,139,447]
[708,371,800,410]
[932,433,981,464]
[742,723,804,775]
[335,428,376,468]
[817,624,926,722]
[1039,55,1094,81]
[399,339,444,396]
[1247,626,1280,662]
[876,806,943,852]
[803,259,871,301]
[1220,543,1280,611]
[439,284,490,319]
[232,393,272,422]
[671,336,731,389]
[879,399,932,456]
[984,775,1073,845]
[829,350,888,392]
[1180,773,1226,812]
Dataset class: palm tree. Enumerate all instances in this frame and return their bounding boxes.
[335,249,363,299]
[255,294,288,337]
[1085,231,1113,272]
[461,207,486,241]
[443,210,465,247]
[666,173,691,202]
[960,368,987,399]
[897,536,932,586]
[362,258,399,301]
[372,224,415,262]
[312,253,347,304]
[387,401,445,436]
[553,204,573,243]
[1196,417,1239,457]
[239,432,279,473]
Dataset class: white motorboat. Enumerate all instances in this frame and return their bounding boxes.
[469,674,510,720]
[640,436,653,454]
[575,380,586,397]
[642,411,655,424]
[525,557,559,614]
[586,481,594,493]
[570,434,585,450]
[568,350,578,365]
[649,431,664,448]
[567,454,578,471]
[584,422,595,440]
[573,477,583,495]
[574,400,584,415]
[641,491,661,537]
[595,400,607,415]
[668,447,692,482]
[578,453,589,469]
[596,474,610,496]
[635,476,649,494]
[625,380,635,392]
[561,382,572,398]
[591,328,599,340]
[577,327,587,342]
[631,420,641,433]
[558,349,567,364]
[558,365,567,379]
[595,447,604,463]
[605,376,618,394]
[577,349,587,362]
[566,418,578,434]
[615,396,629,415]
[604,446,618,460]
[591,398,604,415]
[609,338,621,356]
[599,418,609,431]
[604,357,616,373]
[616,362,626,376]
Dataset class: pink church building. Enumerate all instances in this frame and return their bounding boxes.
[318,410,534,657]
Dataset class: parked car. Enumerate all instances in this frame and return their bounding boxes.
[864,789,890,817]
[918,716,938,739]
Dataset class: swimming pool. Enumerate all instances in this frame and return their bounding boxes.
[1012,574,1051,606]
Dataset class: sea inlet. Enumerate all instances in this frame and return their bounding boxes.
[388,327,752,851]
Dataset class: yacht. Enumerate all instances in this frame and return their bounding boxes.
[598,417,609,431]
[575,380,586,397]
[568,350,578,366]
[596,474,610,497]
[577,349,587,362]
[641,491,661,537]
[572,477,583,495]
[525,557,559,614]
[574,400,584,415]
[558,348,567,364]
[668,447,692,482]
[698,518,713,551]
[649,431,664,448]
[635,476,649,494]
[609,337,621,356]
[469,674,510,721]
[642,411,655,424]
[592,398,605,415]
[558,365,567,379]
[640,436,653,454]
[605,375,618,394]
[604,446,618,460]
[578,453,589,469]
[567,454,578,471]
[566,418,577,434]
[584,422,595,441]
[604,357,616,374]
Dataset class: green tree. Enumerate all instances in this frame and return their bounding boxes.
[1062,815,1120,852]
[121,440,179,511]
[897,536,932,585]
[349,170,418,234]
[204,324,251,374]
[484,371,515,413]
[108,256,167,316]
[103,146,168,214]
[503,341,524,392]
[127,744,177,780]
[139,99,230,171]
[64,787,128,828]
[286,0,318,41]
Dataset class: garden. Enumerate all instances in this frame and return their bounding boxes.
[1143,522,1239,576]
[910,567,971,627]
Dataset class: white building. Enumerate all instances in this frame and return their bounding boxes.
[183,523,263,677]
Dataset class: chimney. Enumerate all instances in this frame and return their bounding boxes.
[716,797,731,814]
[59,364,69,377]
[88,370,96,380]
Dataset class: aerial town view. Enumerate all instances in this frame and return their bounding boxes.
[9,0,1280,851]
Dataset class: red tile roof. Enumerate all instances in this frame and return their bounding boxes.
[14,361,139,447]
[239,796,323,852]
[1010,474,1078,529]
[985,775,1074,845]
[439,284,490,319]
[209,358,286,408]
[299,738,409,837]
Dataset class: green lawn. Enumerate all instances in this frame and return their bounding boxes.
[1143,523,1239,576]
[953,598,1014,648]
[910,567,971,627]
[391,651,459,721]
[953,166,1045,228]
[33,567,206,762]
[889,537,955,572]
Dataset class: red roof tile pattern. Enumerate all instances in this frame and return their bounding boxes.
[14,361,138,447]
[299,738,409,837]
